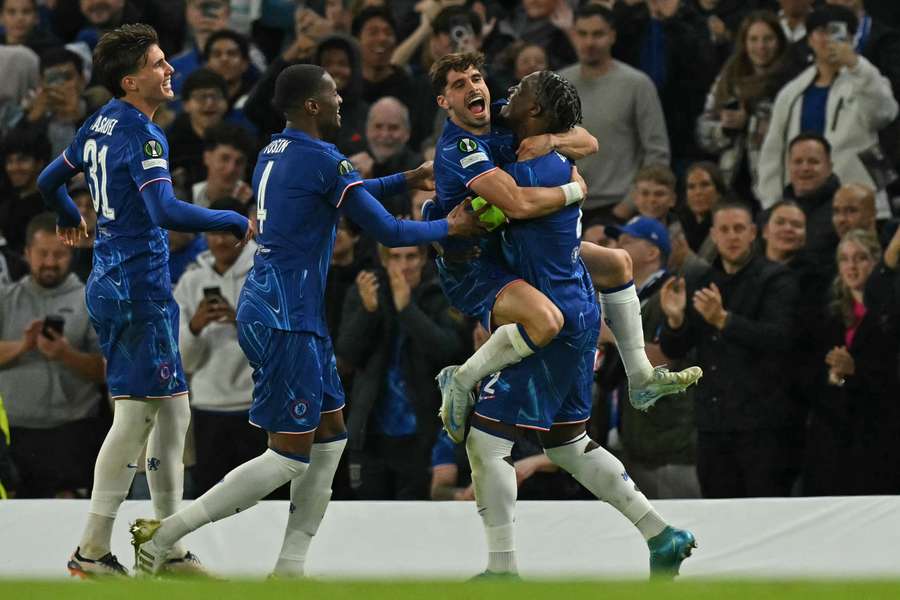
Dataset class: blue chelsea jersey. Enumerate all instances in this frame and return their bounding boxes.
[502,151,598,335]
[63,98,175,300]
[236,129,364,336]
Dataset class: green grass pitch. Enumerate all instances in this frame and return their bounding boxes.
[3,580,900,600]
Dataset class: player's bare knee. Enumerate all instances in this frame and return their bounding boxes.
[269,431,315,458]
[526,303,563,346]
[616,248,633,282]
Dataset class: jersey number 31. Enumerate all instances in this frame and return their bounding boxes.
[83,139,116,220]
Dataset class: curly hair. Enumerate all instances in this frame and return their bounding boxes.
[429,51,485,96]
[531,71,582,133]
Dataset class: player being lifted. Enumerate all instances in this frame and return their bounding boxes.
[36,24,253,577]
[129,64,483,576]
[427,52,701,443]
[463,71,696,578]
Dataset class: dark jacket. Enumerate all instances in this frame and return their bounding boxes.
[804,261,900,495]
[336,270,468,454]
[660,253,800,432]
[613,2,715,163]
[784,174,841,270]
[243,35,369,157]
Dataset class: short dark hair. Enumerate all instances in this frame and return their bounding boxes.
[531,71,582,133]
[203,29,250,62]
[93,23,160,98]
[273,64,328,117]
[766,199,804,224]
[430,51,485,96]
[432,6,482,38]
[202,122,253,156]
[2,128,51,163]
[351,6,396,38]
[181,67,228,102]
[208,197,248,216]
[39,48,84,76]
[712,200,754,221]
[25,212,60,247]
[0,0,37,12]
[807,5,858,37]
[575,4,616,29]
[789,131,832,157]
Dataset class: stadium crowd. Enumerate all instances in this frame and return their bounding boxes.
[0,0,899,503]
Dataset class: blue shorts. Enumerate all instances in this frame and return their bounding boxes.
[474,320,599,431]
[435,254,520,326]
[237,321,345,434]
[86,295,188,399]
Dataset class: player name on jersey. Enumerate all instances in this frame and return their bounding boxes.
[89,115,119,136]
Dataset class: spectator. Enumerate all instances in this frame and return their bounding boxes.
[244,34,368,156]
[779,133,842,268]
[390,3,484,78]
[680,161,727,261]
[337,244,467,499]
[0,213,105,497]
[20,48,90,157]
[170,0,231,94]
[632,164,678,224]
[430,428,583,501]
[659,202,800,497]
[496,0,576,70]
[613,0,715,169]
[173,198,263,496]
[326,216,370,345]
[602,216,701,499]
[756,6,899,218]
[167,68,229,194]
[832,182,877,239]
[0,45,38,134]
[492,41,549,97]
[191,122,254,208]
[202,29,260,132]
[74,0,145,52]
[688,0,754,69]
[778,0,812,42]
[559,4,669,222]
[825,0,900,98]
[68,182,95,284]
[762,199,807,263]
[804,227,900,495]
[0,128,50,254]
[0,0,60,55]
[348,97,423,214]
[353,8,414,108]
[697,11,789,204]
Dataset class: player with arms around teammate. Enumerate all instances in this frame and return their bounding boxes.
[130,64,482,576]
[36,24,253,577]
[429,53,701,444]
[465,72,696,578]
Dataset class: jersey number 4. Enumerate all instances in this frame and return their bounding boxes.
[83,139,116,220]
[256,161,275,234]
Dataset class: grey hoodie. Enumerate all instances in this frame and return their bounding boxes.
[0,274,102,429]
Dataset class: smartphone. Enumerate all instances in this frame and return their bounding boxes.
[203,286,224,305]
[44,67,71,88]
[724,98,741,111]
[827,21,849,43]
[42,315,65,337]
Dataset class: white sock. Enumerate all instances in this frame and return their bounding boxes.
[456,324,535,390]
[545,434,665,539]
[274,436,347,577]
[146,395,191,558]
[80,399,160,558]
[466,427,518,574]
[599,283,654,384]
[155,449,309,549]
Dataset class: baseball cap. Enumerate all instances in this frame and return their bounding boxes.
[605,216,671,256]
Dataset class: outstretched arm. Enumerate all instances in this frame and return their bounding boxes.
[140,180,249,238]
[343,184,448,246]
[469,166,584,220]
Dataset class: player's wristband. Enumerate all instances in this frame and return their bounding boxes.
[561,182,583,206]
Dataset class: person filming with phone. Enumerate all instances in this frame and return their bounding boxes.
[0,212,106,498]
[756,5,898,218]
[172,198,262,495]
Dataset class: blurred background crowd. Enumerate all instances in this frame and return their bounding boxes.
[0,0,899,502]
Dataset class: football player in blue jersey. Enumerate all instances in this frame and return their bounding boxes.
[428,52,701,447]
[462,71,697,579]
[129,64,483,576]
[36,24,253,578]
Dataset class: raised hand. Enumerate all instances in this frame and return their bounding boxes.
[660,276,687,328]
